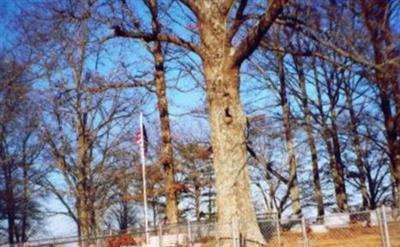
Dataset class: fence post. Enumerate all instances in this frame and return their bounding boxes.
[231,217,239,247]
[377,208,386,247]
[382,206,391,247]
[157,223,161,247]
[214,221,218,247]
[231,218,236,247]
[301,217,309,247]
[187,220,192,246]
[275,213,281,246]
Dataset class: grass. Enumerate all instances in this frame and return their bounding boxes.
[266,224,400,247]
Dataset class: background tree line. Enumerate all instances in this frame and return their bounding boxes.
[0,0,399,246]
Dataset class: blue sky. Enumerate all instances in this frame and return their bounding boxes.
[0,1,15,50]
[0,0,209,238]
[1,0,395,241]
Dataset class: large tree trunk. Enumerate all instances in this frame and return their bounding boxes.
[294,56,325,218]
[198,3,273,245]
[198,4,266,244]
[205,64,264,246]
[199,18,262,244]
[277,53,302,216]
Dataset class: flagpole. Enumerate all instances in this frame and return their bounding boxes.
[140,112,150,243]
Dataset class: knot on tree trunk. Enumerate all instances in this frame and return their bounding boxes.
[224,106,233,125]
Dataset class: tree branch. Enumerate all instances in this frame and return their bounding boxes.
[227,0,248,42]
[247,144,289,184]
[86,81,153,94]
[232,0,288,66]
[112,25,203,56]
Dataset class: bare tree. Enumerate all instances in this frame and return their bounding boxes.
[360,0,400,207]
[275,50,302,216]
[283,0,400,207]
[342,73,369,209]
[0,55,45,244]
[19,1,145,240]
[311,58,349,211]
[291,54,325,218]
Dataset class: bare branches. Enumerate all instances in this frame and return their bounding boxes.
[232,0,289,66]
[111,26,202,56]
[86,81,152,94]
[227,0,248,42]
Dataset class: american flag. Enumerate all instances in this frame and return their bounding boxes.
[135,123,148,156]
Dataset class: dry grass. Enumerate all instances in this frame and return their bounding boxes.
[198,223,400,247]
[266,224,400,247]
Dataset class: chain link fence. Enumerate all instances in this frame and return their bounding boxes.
[255,206,399,247]
[382,207,400,247]
[3,206,399,247]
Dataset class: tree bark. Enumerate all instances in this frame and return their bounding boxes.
[151,25,179,226]
[205,64,264,246]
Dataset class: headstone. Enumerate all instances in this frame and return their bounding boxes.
[289,223,303,233]
[309,224,329,233]
[145,234,186,247]
[370,211,379,226]
[324,213,350,228]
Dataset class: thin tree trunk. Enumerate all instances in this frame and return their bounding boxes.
[293,56,325,218]
[153,46,178,224]
[330,110,348,211]
[20,165,28,242]
[379,85,400,207]
[194,185,201,221]
[276,53,302,216]
[152,201,157,226]
[21,138,30,242]
[148,0,179,224]
[361,0,400,208]
[75,105,93,242]
[344,84,369,209]
[314,74,348,211]
[4,166,16,244]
